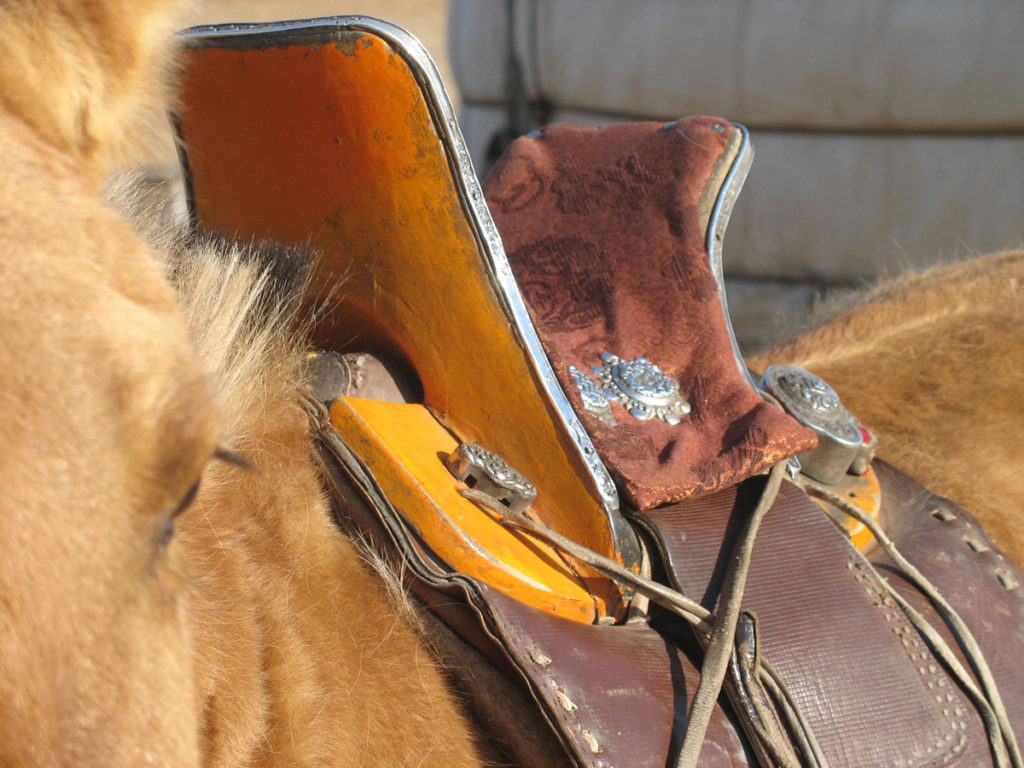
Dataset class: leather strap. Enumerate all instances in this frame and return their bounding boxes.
[632,463,1024,767]
[310,385,1024,767]
[309,396,757,768]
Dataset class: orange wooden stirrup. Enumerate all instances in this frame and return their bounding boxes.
[176,17,641,622]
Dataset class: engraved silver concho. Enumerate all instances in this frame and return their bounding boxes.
[765,366,860,443]
[760,364,863,485]
[569,366,618,426]
[578,353,690,426]
[445,442,538,514]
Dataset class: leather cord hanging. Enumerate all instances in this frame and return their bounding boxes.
[674,460,787,768]
[467,459,815,768]
[808,485,1023,768]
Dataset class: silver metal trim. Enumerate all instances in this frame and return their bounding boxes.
[568,365,618,426]
[761,365,864,485]
[591,353,690,426]
[445,442,538,515]
[179,16,621,514]
[706,124,757,391]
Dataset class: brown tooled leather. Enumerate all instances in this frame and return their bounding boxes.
[483,117,816,510]
[868,461,1024,751]
[633,465,1024,768]
[471,585,753,768]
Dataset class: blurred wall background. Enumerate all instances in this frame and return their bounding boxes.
[449,0,1024,351]
[193,1,456,102]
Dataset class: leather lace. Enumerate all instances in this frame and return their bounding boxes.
[469,459,825,768]
[315,386,1015,768]
[483,468,1022,768]
[808,486,1023,768]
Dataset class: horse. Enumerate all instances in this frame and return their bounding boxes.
[0,1,484,765]
[2,1,1023,766]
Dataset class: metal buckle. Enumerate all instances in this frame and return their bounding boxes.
[446,442,537,514]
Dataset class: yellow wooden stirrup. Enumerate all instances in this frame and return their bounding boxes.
[805,466,883,551]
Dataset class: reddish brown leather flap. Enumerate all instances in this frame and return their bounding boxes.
[484,117,816,510]
[476,585,751,768]
[870,461,1024,750]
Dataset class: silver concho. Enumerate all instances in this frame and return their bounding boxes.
[445,442,538,514]
[765,366,860,443]
[569,366,618,426]
[760,365,862,485]
[592,353,691,426]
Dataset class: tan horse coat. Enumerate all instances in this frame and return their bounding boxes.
[166,247,484,767]
[0,2,213,764]
[0,1,482,766]
[2,1,1022,766]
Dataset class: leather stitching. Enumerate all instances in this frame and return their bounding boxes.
[847,557,968,767]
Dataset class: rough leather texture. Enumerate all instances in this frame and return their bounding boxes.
[313,416,756,768]
[483,117,817,510]
[315,390,1024,767]
[475,585,753,768]
[633,466,1024,767]
[869,461,1024,752]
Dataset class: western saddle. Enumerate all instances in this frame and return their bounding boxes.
[176,17,1024,768]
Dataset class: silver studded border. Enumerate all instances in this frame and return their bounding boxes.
[706,124,759,391]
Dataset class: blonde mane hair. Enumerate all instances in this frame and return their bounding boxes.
[105,171,315,445]
[170,240,309,440]
[109,185,486,764]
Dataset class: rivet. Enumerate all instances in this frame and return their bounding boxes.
[963,536,989,553]
[995,568,1019,590]
[581,729,603,754]
[555,686,578,713]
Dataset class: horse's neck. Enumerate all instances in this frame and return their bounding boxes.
[178,393,482,765]
[751,249,1024,567]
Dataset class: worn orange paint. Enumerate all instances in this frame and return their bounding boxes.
[332,397,600,622]
[180,32,627,617]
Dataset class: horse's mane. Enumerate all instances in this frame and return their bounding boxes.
[106,174,315,446]
[168,236,312,441]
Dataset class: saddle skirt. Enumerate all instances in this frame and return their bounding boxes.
[175,16,1024,768]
